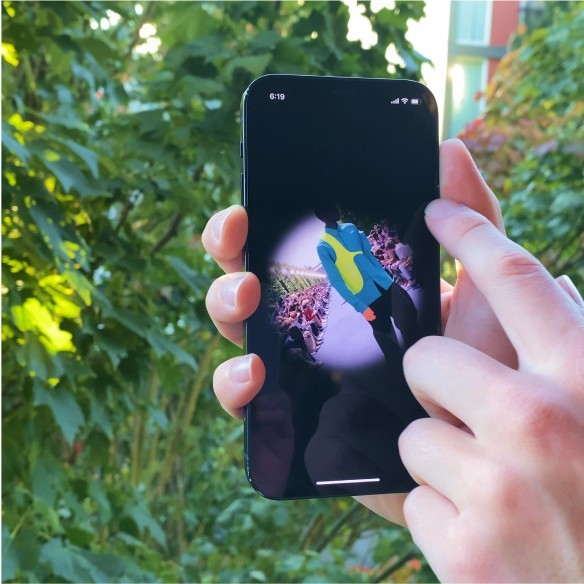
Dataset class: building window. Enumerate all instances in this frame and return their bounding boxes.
[449,58,487,136]
[455,0,492,45]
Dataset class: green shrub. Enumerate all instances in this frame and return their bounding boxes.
[459,4,584,287]
[2,2,434,582]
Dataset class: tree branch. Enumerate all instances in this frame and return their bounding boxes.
[150,212,183,256]
[314,501,362,552]
[114,200,135,234]
[372,548,417,583]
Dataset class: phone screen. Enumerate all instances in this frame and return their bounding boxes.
[243,75,439,499]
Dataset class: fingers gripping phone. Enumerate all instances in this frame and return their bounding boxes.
[242,75,440,499]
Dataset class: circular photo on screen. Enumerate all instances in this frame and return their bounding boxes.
[267,206,422,371]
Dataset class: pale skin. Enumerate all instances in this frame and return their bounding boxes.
[203,139,584,582]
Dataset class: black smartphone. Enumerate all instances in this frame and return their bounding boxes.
[242,75,439,500]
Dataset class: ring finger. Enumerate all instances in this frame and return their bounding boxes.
[399,416,481,508]
[205,272,261,346]
[213,354,266,419]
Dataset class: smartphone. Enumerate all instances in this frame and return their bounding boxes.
[241,75,439,500]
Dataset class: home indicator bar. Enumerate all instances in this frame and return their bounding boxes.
[316,478,381,485]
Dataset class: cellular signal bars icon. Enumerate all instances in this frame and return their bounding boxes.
[390,97,399,104]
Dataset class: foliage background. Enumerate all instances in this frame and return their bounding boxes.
[459,3,584,288]
[2,1,582,583]
[2,1,435,582]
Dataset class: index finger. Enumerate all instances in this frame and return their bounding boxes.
[201,205,248,274]
[439,139,505,232]
[425,200,584,371]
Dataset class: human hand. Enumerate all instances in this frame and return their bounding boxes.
[202,139,517,525]
[399,199,584,581]
[362,307,376,321]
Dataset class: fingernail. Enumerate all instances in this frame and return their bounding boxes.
[211,207,231,242]
[425,199,464,219]
[558,275,584,306]
[219,273,247,307]
[230,354,253,384]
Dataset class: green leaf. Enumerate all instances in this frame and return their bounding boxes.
[167,255,212,294]
[224,54,272,78]
[125,501,166,547]
[42,159,92,195]
[280,554,306,574]
[65,526,95,547]
[149,405,169,430]
[34,111,87,131]
[134,109,165,135]
[74,548,127,581]
[2,121,31,163]
[1,523,18,582]
[102,306,148,338]
[9,527,41,574]
[157,4,216,48]
[32,455,63,506]
[89,481,112,524]
[181,75,225,97]
[39,539,99,583]
[250,30,281,51]
[250,569,267,582]
[112,532,147,548]
[145,330,198,369]
[27,204,91,272]
[61,270,93,305]
[54,137,100,178]
[33,383,85,446]
[89,394,113,438]
[94,328,129,368]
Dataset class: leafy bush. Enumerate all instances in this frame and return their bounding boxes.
[459,4,584,287]
[2,1,435,582]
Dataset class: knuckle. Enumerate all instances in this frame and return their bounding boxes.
[454,212,492,241]
[492,247,543,281]
[511,389,581,458]
[512,390,569,440]
[477,461,523,515]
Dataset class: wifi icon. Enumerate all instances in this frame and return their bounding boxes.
[401,98,408,104]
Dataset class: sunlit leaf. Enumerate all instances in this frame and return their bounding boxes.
[34,383,85,445]
[12,299,75,353]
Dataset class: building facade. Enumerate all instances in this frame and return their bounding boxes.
[443,0,522,138]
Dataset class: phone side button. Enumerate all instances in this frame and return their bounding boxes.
[240,141,243,158]
[240,173,245,206]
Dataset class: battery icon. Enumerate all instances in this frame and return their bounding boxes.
[411,98,421,105]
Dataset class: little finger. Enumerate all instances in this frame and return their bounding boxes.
[213,354,265,419]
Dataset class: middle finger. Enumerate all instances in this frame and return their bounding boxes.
[205,272,260,346]
[404,335,518,436]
